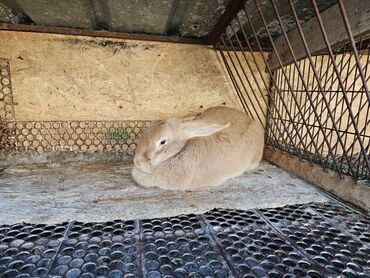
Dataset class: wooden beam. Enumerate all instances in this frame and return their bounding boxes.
[208,0,246,46]
[0,23,208,45]
[264,147,370,215]
[267,0,370,71]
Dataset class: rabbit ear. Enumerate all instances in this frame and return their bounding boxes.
[167,115,197,125]
[181,120,230,139]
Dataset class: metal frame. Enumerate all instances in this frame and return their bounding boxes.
[215,0,370,182]
[208,0,246,45]
[0,23,208,45]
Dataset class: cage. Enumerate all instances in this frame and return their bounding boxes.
[0,0,369,277]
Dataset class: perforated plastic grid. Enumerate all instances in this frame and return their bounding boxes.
[0,61,16,151]
[259,204,370,277]
[7,121,151,154]
[50,220,139,278]
[0,222,69,278]
[0,61,15,121]
[0,202,369,277]
[140,214,231,278]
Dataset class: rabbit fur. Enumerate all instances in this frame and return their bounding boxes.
[132,106,264,191]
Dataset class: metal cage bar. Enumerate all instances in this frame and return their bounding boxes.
[215,0,370,182]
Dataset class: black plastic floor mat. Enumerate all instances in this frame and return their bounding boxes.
[0,202,369,277]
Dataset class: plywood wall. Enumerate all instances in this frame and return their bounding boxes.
[0,31,241,122]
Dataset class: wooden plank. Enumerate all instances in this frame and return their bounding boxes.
[0,23,208,45]
[264,147,370,214]
[267,0,370,71]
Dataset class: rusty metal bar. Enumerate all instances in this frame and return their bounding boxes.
[214,0,369,182]
[222,34,266,125]
[217,43,252,117]
[277,0,355,176]
[220,36,265,125]
[228,20,299,151]
[241,8,317,163]
[253,0,330,170]
[208,0,246,45]
[311,0,370,179]
[289,0,370,178]
[337,0,370,103]
[0,23,208,45]
[282,41,369,155]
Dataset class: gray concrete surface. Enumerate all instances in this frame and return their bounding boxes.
[0,160,329,224]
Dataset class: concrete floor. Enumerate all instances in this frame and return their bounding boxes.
[0,160,329,224]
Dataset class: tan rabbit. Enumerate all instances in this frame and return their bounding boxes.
[132,106,264,191]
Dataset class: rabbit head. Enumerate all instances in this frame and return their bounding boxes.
[134,118,230,173]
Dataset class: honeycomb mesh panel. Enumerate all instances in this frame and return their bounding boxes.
[0,202,369,277]
[0,61,16,152]
[0,61,15,121]
[8,120,151,154]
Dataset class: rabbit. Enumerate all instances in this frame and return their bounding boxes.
[132,106,264,191]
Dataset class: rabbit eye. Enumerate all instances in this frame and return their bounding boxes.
[157,139,167,149]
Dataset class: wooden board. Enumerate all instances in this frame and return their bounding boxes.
[0,31,245,121]
[268,0,370,71]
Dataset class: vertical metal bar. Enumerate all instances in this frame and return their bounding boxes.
[335,50,349,174]
[337,0,370,103]
[255,0,330,171]
[224,33,266,125]
[228,23,283,148]
[235,12,304,154]
[311,0,370,178]
[229,24,268,119]
[285,0,363,177]
[353,46,370,178]
[217,43,252,117]
[316,55,328,160]
[329,49,348,162]
[223,31,288,151]
[309,56,319,155]
[298,58,307,151]
[340,38,363,173]
[277,68,288,148]
[242,7,316,163]
[288,63,295,149]
[220,36,265,125]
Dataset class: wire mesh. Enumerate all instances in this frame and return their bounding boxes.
[216,0,370,182]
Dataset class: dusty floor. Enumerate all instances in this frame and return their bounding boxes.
[0,160,329,224]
